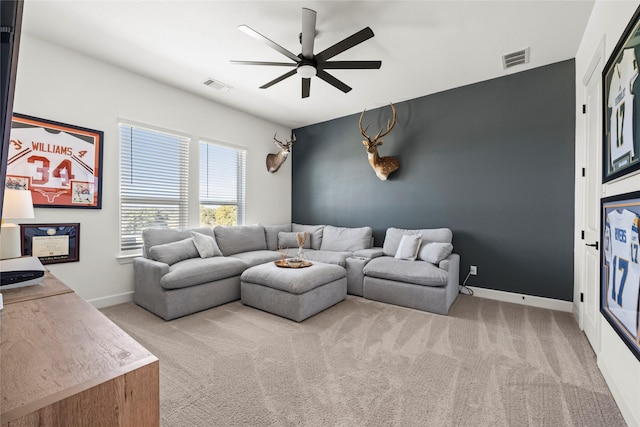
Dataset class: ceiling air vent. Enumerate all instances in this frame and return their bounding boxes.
[202,77,232,91]
[502,48,530,70]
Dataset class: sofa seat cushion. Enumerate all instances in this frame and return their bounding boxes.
[363,256,448,287]
[284,249,352,267]
[241,261,346,294]
[160,256,247,290]
[229,250,281,267]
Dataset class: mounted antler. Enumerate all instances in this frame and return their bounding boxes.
[266,133,296,173]
[359,103,399,180]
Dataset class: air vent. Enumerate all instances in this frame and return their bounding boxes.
[202,78,232,91]
[502,48,530,70]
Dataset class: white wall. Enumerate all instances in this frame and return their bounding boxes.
[575,2,640,426]
[12,35,292,306]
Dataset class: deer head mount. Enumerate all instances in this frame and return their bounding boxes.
[359,103,399,181]
[266,133,296,173]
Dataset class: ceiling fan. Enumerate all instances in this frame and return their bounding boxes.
[231,7,381,98]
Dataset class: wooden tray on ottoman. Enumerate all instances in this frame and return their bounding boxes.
[274,259,313,269]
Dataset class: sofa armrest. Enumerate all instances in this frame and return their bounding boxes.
[439,253,460,307]
[352,247,383,260]
[133,257,170,289]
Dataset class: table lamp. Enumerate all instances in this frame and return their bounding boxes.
[1,189,35,259]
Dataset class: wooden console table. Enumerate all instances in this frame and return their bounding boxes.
[0,273,159,426]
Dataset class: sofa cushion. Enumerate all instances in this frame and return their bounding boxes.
[160,256,247,290]
[278,231,311,249]
[382,227,453,257]
[148,237,199,265]
[229,250,281,268]
[320,225,372,252]
[289,249,351,267]
[214,225,267,256]
[142,226,214,257]
[419,242,453,264]
[191,231,222,258]
[241,261,346,294]
[292,224,324,250]
[363,257,448,287]
[265,224,291,250]
[395,234,422,261]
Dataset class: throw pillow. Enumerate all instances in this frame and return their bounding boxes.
[191,231,222,258]
[418,242,453,264]
[395,234,422,261]
[148,237,199,265]
[278,231,311,249]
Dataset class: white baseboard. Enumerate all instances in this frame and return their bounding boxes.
[467,286,573,312]
[87,291,134,309]
[598,355,640,427]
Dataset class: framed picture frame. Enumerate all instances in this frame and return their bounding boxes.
[603,6,640,183]
[601,192,640,361]
[20,223,80,264]
[6,113,104,208]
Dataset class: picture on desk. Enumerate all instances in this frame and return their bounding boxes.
[21,223,80,264]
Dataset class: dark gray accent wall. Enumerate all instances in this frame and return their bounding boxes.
[292,60,575,301]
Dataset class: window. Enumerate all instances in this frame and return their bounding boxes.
[119,122,189,253]
[199,141,246,227]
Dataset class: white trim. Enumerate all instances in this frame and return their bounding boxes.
[467,286,573,312]
[598,355,640,427]
[87,291,134,309]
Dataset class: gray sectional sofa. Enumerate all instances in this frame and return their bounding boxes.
[133,223,460,320]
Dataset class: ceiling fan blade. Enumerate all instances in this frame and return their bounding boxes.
[260,69,297,89]
[302,78,311,98]
[315,27,375,63]
[231,60,297,67]
[316,70,352,93]
[301,8,316,60]
[322,60,382,70]
[238,24,301,63]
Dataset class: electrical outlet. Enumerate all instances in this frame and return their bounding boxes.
[470,265,477,275]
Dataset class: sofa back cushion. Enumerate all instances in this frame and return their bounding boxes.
[382,227,453,257]
[264,224,291,250]
[148,237,199,265]
[278,231,311,249]
[214,224,267,256]
[320,225,373,252]
[142,226,214,258]
[292,224,324,249]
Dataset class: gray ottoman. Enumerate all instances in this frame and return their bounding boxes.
[240,261,347,322]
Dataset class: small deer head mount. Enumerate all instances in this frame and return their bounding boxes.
[359,103,399,181]
[266,133,296,173]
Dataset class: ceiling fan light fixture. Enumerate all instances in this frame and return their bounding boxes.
[297,64,316,78]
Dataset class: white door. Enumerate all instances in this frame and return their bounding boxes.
[580,40,604,354]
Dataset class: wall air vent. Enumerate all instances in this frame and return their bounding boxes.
[502,48,530,70]
[202,78,232,91]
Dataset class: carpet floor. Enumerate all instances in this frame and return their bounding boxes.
[101,295,626,427]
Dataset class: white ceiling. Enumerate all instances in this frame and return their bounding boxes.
[21,1,595,129]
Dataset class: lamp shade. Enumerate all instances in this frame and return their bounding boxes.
[2,189,35,220]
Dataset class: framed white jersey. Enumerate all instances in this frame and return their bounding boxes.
[6,114,103,208]
[603,6,640,183]
[601,193,640,362]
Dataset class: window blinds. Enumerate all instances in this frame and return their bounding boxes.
[119,123,189,252]
[199,141,246,225]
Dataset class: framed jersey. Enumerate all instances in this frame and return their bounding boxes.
[6,114,103,208]
[601,192,640,361]
[603,5,640,183]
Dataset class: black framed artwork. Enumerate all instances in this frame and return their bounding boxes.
[603,5,640,183]
[20,223,80,264]
[6,113,103,208]
[601,192,640,361]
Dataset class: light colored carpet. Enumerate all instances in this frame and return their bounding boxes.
[101,295,626,427]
